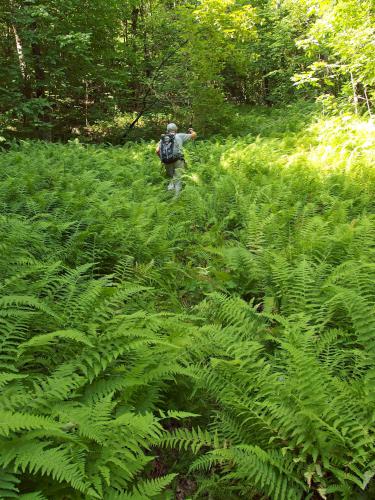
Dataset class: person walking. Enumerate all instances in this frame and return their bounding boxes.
[156,123,197,196]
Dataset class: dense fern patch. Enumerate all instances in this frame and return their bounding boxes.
[0,106,375,499]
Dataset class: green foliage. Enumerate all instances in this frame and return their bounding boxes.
[1,105,375,498]
[0,140,196,496]
[1,0,373,139]
[292,0,374,112]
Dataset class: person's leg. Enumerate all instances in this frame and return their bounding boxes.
[165,163,176,190]
[173,160,185,196]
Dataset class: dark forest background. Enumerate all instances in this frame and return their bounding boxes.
[0,0,373,141]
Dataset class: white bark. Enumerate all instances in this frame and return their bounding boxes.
[12,24,27,80]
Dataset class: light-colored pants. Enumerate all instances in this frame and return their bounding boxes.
[165,159,185,196]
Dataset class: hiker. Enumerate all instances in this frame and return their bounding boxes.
[156,123,197,196]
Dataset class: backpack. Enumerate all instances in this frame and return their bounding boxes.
[159,133,181,164]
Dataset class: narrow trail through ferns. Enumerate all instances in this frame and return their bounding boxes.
[0,105,375,499]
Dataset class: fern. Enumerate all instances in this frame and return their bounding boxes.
[0,439,92,495]
[1,109,374,498]
[0,469,19,499]
[132,474,177,498]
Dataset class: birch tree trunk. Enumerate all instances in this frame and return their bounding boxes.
[12,23,33,99]
[12,24,26,78]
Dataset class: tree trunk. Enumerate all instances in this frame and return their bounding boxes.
[131,8,139,45]
[85,80,89,127]
[350,71,358,114]
[12,23,31,98]
[143,29,151,78]
[31,32,45,98]
[364,86,372,118]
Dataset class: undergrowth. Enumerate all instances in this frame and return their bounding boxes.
[0,105,374,499]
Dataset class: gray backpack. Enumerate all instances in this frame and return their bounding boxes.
[159,134,181,164]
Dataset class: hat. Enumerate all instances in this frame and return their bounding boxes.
[167,123,178,132]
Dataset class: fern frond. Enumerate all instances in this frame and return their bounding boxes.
[0,411,61,436]
[132,474,176,498]
[0,373,27,389]
[0,439,92,495]
[18,329,93,352]
[0,469,19,498]
[158,410,199,421]
[204,445,306,500]
[0,296,60,320]
[158,427,212,453]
